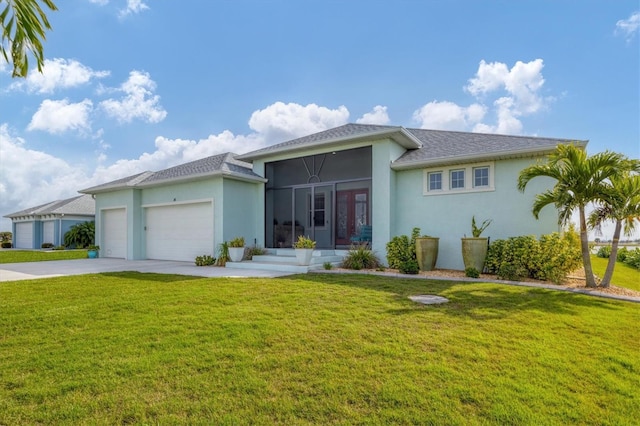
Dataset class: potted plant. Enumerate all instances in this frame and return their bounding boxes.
[415,235,439,271]
[293,235,316,266]
[87,245,100,259]
[461,216,492,272]
[228,237,245,262]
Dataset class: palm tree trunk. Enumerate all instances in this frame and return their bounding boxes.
[599,220,622,288]
[579,206,598,287]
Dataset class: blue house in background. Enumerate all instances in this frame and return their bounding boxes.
[4,194,95,249]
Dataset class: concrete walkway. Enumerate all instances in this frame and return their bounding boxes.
[0,258,294,282]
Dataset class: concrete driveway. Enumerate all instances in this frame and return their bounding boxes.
[0,258,293,282]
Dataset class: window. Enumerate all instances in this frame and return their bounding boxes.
[423,161,494,195]
[428,172,442,191]
[474,166,489,187]
[450,169,465,189]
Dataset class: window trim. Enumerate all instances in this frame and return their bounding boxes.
[423,161,495,195]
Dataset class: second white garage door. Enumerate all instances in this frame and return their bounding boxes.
[15,222,33,249]
[145,202,214,261]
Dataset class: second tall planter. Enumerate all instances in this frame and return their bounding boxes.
[461,237,489,272]
[416,237,439,271]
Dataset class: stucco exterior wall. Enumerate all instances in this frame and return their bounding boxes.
[394,157,560,270]
[222,178,263,247]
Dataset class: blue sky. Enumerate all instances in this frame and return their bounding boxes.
[0,0,638,235]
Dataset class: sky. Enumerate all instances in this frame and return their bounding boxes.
[0,0,638,238]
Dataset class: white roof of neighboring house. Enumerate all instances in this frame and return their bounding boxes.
[4,194,95,218]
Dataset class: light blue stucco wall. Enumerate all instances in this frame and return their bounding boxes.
[394,157,560,270]
[222,178,264,247]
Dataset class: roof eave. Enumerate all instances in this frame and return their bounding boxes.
[391,142,587,170]
[237,127,422,162]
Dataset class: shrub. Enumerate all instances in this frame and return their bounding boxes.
[342,245,381,270]
[195,255,216,266]
[617,247,629,263]
[293,235,316,249]
[64,221,95,248]
[620,247,640,270]
[386,227,420,269]
[41,242,54,249]
[53,245,65,250]
[398,259,419,274]
[486,228,581,284]
[1,242,12,248]
[323,262,333,270]
[597,246,612,258]
[229,237,245,248]
[465,267,480,278]
[215,242,230,266]
[246,246,267,258]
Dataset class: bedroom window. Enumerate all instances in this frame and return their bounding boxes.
[450,169,465,189]
[428,172,442,191]
[474,166,489,187]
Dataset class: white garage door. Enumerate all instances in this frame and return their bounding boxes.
[145,202,213,261]
[15,222,33,249]
[102,208,126,258]
[43,221,55,246]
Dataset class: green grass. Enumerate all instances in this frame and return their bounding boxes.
[0,249,88,263]
[591,255,640,291]
[1,272,638,424]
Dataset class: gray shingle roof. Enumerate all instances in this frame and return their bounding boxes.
[80,152,264,194]
[393,128,587,169]
[236,123,585,166]
[4,194,95,218]
[236,123,422,161]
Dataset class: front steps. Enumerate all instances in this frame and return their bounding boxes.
[226,249,346,274]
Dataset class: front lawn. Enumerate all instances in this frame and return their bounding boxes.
[591,255,640,291]
[0,249,88,264]
[0,272,637,424]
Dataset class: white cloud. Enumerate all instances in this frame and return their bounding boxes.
[27,99,93,134]
[8,58,109,94]
[248,102,349,142]
[356,105,390,125]
[415,59,549,134]
[99,71,167,123]
[413,101,486,131]
[615,11,640,41]
[119,0,149,18]
[89,0,109,5]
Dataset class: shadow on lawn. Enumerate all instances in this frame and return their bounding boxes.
[294,273,624,319]
[99,271,205,283]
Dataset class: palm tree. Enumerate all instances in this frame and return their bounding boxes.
[588,171,640,287]
[1,0,58,77]
[517,144,629,288]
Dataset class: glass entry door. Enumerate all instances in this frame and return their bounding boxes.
[293,185,334,249]
[335,189,369,246]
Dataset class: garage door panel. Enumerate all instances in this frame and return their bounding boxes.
[102,208,126,258]
[146,202,213,261]
[15,222,33,249]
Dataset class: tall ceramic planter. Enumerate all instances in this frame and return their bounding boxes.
[228,247,245,262]
[295,248,314,266]
[416,237,439,271]
[461,238,488,272]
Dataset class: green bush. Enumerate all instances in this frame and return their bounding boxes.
[619,247,640,270]
[386,227,420,269]
[195,255,216,266]
[465,267,480,278]
[486,229,581,284]
[246,246,267,258]
[41,242,54,249]
[323,262,333,270]
[215,242,230,266]
[597,246,612,258]
[229,237,245,248]
[53,245,65,250]
[342,245,381,270]
[617,247,629,262]
[1,242,12,248]
[64,221,95,248]
[398,259,419,274]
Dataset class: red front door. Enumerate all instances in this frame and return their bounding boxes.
[335,189,369,245]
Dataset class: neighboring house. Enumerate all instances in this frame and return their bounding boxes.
[4,194,95,249]
[80,124,587,269]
